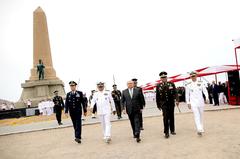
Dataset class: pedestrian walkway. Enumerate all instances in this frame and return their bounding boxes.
[0,101,239,136]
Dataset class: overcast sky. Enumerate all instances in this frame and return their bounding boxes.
[0,0,240,102]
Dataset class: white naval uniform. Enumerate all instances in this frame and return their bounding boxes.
[47,101,54,115]
[219,92,227,104]
[185,81,209,132]
[42,101,48,116]
[38,102,43,114]
[91,90,116,139]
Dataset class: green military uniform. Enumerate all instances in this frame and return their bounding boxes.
[132,78,146,130]
[53,91,64,125]
[112,84,122,119]
[156,71,179,138]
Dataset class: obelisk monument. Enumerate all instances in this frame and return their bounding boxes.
[30,7,57,81]
[16,7,65,108]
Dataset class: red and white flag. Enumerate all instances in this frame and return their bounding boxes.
[233,38,240,48]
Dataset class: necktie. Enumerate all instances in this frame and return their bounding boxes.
[130,89,133,98]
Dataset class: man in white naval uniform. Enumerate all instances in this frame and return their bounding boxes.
[91,82,116,143]
[185,71,209,136]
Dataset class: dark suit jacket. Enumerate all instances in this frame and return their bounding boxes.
[212,84,219,95]
[136,87,146,107]
[121,88,145,115]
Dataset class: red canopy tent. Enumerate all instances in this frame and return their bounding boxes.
[142,65,240,91]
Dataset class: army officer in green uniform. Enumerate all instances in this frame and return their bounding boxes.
[156,71,179,139]
[53,90,64,125]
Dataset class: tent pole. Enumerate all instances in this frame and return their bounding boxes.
[215,74,218,83]
[235,48,239,70]
[234,47,239,105]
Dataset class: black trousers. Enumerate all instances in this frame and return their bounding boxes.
[114,101,122,117]
[70,112,82,139]
[139,111,143,128]
[213,94,219,105]
[55,107,62,123]
[92,104,97,114]
[209,95,213,104]
[128,112,141,138]
[162,106,175,134]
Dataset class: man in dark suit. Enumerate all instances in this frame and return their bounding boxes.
[132,78,146,130]
[121,81,145,143]
[65,81,87,144]
[207,83,213,104]
[212,81,219,106]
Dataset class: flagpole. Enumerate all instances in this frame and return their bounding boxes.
[113,74,116,85]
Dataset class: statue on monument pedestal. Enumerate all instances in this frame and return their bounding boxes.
[37,59,45,80]
[15,7,65,108]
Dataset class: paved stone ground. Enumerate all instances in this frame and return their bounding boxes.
[0,108,239,159]
[0,102,238,136]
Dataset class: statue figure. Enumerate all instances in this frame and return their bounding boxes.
[37,59,45,80]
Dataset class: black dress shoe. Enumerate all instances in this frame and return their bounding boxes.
[140,127,144,130]
[75,138,81,144]
[165,134,169,138]
[136,138,141,143]
[171,132,176,135]
[58,122,63,125]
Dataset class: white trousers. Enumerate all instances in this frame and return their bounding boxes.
[192,106,204,132]
[219,93,227,104]
[99,114,111,139]
[42,108,47,115]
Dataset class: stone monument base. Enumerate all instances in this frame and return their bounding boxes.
[15,79,65,108]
